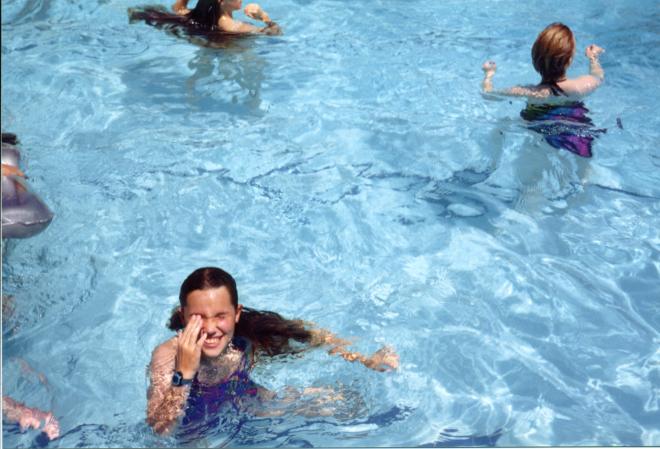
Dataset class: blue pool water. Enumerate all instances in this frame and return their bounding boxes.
[2,0,660,446]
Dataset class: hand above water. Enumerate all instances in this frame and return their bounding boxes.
[482,60,497,76]
[40,413,61,440]
[3,397,60,440]
[585,44,605,60]
[175,314,206,380]
[244,3,271,23]
[365,346,400,372]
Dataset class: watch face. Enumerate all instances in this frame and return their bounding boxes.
[172,372,182,386]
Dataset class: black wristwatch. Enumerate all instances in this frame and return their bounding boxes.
[172,371,193,387]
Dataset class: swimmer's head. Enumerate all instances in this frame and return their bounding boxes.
[189,0,221,29]
[170,267,242,358]
[532,23,575,84]
[177,267,239,309]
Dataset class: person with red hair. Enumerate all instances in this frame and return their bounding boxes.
[481,23,604,99]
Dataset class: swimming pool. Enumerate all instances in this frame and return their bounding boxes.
[2,0,659,446]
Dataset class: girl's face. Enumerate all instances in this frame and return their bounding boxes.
[183,287,242,358]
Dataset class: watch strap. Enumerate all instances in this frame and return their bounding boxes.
[172,371,193,387]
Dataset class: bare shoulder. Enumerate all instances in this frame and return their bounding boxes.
[560,76,602,96]
[150,337,177,370]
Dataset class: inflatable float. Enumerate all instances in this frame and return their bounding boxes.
[2,133,54,239]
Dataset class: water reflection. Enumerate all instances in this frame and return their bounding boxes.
[119,40,267,117]
[185,45,266,115]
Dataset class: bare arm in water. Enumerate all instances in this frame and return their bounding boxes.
[2,396,60,440]
[558,44,605,96]
[145,338,190,435]
[147,314,213,435]
[218,3,282,35]
[308,326,399,372]
[481,44,605,99]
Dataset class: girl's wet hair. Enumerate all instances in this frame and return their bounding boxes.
[128,0,240,47]
[532,23,575,93]
[168,267,314,356]
[188,0,221,30]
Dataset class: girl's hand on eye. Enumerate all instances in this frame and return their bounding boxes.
[585,44,604,60]
[175,315,206,380]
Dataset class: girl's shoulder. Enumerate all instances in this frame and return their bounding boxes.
[559,76,602,97]
[150,337,177,368]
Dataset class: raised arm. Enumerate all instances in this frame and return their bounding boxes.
[308,327,399,372]
[481,61,551,100]
[243,3,282,35]
[146,339,190,434]
[147,316,209,434]
[586,44,605,80]
[560,44,605,96]
[482,61,497,93]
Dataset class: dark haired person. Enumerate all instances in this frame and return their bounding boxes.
[146,267,398,435]
[173,0,280,34]
[129,0,280,39]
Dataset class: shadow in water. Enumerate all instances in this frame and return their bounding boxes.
[119,42,267,117]
[419,427,504,447]
[185,46,267,115]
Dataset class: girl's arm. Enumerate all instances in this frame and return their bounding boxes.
[481,61,551,100]
[586,44,605,80]
[146,340,190,435]
[561,45,605,96]
[243,3,282,35]
[147,316,208,434]
[2,396,60,440]
[482,61,497,93]
[308,327,399,372]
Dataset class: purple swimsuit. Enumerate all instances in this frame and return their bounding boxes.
[521,101,606,158]
[181,337,259,427]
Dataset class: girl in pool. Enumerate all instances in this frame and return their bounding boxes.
[172,0,280,34]
[128,0,280,45]
[481,22,604,100]
[146,267,399,435]
[481,23,606,157]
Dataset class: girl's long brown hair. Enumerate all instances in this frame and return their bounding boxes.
[168,267,313,356]
[531,23,575,94]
